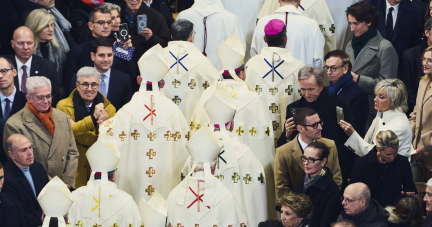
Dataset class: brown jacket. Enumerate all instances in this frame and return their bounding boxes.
[3,105,79,187]
[274,135,342,198]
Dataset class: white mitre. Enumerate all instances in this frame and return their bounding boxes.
[138,190,167,226]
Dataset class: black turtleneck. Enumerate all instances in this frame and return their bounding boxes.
[40,41,49,59]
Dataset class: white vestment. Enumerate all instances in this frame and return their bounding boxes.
[161,41,220,122]
[68,181,143,227]
[98,90,189,202]
[176,0,246,70]
[219,0,266,61]
[245,47,304,139]
[325,0,359,50]
[190,80,278,219]
[251,5,325,68]
[256,0,335,58]
[167,166,248,226]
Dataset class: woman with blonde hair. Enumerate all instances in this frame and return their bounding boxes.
[25,9,68,81]
[277,193,313,227]
[340,78,416,158]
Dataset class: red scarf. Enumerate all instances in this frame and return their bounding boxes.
[80,0,104,8]
[27,102,55,137]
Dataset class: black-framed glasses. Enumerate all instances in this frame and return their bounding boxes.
[323,65,344,72]
[301,156,324,163]
[93,20,112,26]
[421,57,432,65]
[301,120,323,129]
[78,82,99,89]
[0,68,13,75]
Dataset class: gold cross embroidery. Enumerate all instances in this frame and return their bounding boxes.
[146,167,155,177]
[215,175,224,180]
[258,173,265,184]
[298,89,302,96]
[173,132,181,141]
[236,126,244,136]
[145,185,154,195]
[177,224,184,227]
[269,87,278,95]
[146,149,156,159]
[164,131,173,141]
[93,224,102,227]
[255,85,262,94]
[190,121,195,131]
[330,24,336,33]
[75,220,84,227]
[196,124,201,130]
[265,127,270,137]
[111,224,119,227]
[272,121,279,131]
[131,130,140,140]
[185,131,191,141]
[119,131,127,141]
[104,120,113,127]
[319,25,325,32]
[285,85,293,95]
[92,186,101,218]
[106,128,113,136]
[188,79,196,89]
[240,224,247,227]
[232,172,240,183]
[147,132,157,141]
[243,174,252,184]
[269,103,278,113]
[202,81,210,89]
[172,79,181,88]
[172,96,181,105]
[249,127,258,137]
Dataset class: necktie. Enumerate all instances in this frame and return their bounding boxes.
[21,65,28,93]
[386,7,394,41]
[100,74,107,97]
[86,107,91,112]
[4,98,10,119]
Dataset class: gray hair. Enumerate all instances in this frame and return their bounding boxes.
[298,66,325,85]
[26,76,51,96]
[99,2,121,14]
[375,130,399,151]
[76,67,100,82]
[428,178,432,187]
[90,6,111,22]
[171,19,194,41]
[0,57,15,70]
[374,79,408,112]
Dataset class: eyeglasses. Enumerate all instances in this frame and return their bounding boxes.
[93,20,112,26]
[342,197,362,204]
[78,82,99,89]
[33,95,52,101]
[43,23,55,30]
[0,68,13,75]
[301,156,324,163]
[301,120,324,129]
[421,57,432,65]
[300,87,317,93]
[323,64,344,72]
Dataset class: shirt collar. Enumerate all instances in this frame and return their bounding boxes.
[298,135,311,151]
[15,56,32,70]
[144,0,153,7]
[386,0,400,14]
[98,68,111,79]
[0,86,17,103]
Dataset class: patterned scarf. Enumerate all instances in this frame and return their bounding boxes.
[303,168,326,191]
[27,102,55,136]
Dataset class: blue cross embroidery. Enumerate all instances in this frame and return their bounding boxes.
[169,51,189,71]
[263,58,285,80]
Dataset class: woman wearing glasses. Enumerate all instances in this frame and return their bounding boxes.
[350,130,416,207]
[340,79,415,158]
[294,141,342,227]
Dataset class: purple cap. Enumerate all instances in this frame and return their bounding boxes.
[264,19,285,36]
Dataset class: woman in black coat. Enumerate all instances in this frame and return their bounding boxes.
[350,130,417,207]
[294,142,342,227]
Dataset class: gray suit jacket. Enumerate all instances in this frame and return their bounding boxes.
[3,105,79,187]
[346,31,398,115]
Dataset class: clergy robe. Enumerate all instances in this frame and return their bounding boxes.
[167,170,248,226]
[190,80,278,219]
[245,47,304,139]
[182,131,268,226]
[256,0,335,58]
[251,5,325,68]
[98,90,189,202]
[160,41,220,122]
[68,180,143,227]
[220,0,266,61]
[325,0,359,50]
[176,0,246,70]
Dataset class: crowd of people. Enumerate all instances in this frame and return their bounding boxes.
[1,0,432,226]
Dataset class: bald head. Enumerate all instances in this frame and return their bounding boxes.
[342,183,371,215]
[11,27,35,64]
[7,134,34,169]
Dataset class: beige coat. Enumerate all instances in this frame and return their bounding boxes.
[410,78,432,165]
[274,135,342,198]
[3,105,79,187]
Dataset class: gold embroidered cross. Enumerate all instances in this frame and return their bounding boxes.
[236,126,244,136]
[188,79,196,89]
[172,79,181,88]
[173,132,181,141]
[185,131,191,141]
[215,175,224,180]
[145,185,154,195]
[265,127,270,137]
[172,96,181,105]
[232,172,240,183]
[258,173,265,184]
[203,81,210,89]
[146,149,156,159]
[249,127,258,137]
[255,85,262,94]
[147,132,157,141]
[164,131,172,141]
[119,131,127,141]
[106,128,113,136]
[285,85,293,95]
[146,167,155,177]
[75,221,84,227]
[273,121,279,130]
[190,121,195,130]
[177,224,184,227]
[330,24,336,33]
[240,224,247,227]
[298,89,302,96]
[269,87,278,95]
[243,174,252,184]
[104,120,113,127]
[196,124,201,130]
[111,224,119,227]
[93,224,102,227]
[319,25,325,32]
[269,103,278,113]
[131,130,140,140]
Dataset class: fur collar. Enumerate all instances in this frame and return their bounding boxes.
[385,206,405,224]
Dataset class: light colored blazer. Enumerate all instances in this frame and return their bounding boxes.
[410,78,432,165]
[3,105,79,187]
[346,31,398,115]
[274,135,342,198]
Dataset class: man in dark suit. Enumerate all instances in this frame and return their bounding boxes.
[401,18,432,116]
[0,161,26,227]
[0,57,27,164]
[366,0,423,61]
[89,37,132,110]
[2,134,49,227]
[10,26,60,106]
[64,6,136,94]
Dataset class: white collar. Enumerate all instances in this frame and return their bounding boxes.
[191,0,225,17]
[386,0,400,14]
[144,0,153,7]
[0,86,17,103]
[15,56,32,70]
[298,135,311,151]
[274,5,302,15]
[97,68,111,78]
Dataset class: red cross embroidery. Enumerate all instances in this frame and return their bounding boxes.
[187,186,204,209]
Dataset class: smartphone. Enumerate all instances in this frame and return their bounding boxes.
[137,14,147,34]
[117,23,129,42]
[290,107,299,116]
[336,106,344,125]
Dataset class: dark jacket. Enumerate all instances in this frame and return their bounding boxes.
[119,2,171,64]
[0,192,26,227]
[103,68,132,110]
[400,38,429,116]
[386,206,410,227]
[350,146,417,207]
[0,0,27,55]
[9,55,60,106]
[340,199,390,227]
[294,167,342,227]
[424,212,432,227]
[2,161,49,227]
[329,81,369,138]
[0,90,27,164]
[150,0,175,30]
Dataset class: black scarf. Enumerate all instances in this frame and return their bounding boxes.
[72,90,105,122]
[352,27,378,59]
